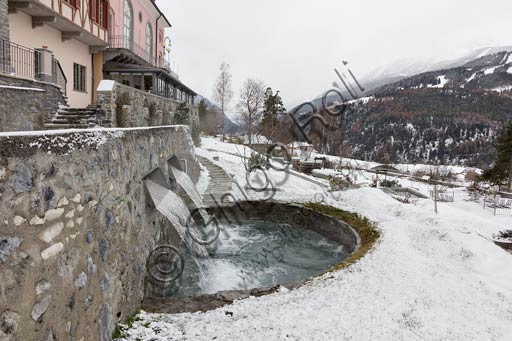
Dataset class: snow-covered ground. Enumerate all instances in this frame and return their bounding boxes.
[120,137,512,340]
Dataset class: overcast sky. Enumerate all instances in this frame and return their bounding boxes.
[157,0,512,115]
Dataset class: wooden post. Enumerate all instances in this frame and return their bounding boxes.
[434,184,438,214]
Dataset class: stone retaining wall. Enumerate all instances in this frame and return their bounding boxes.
[0,74,67,132]
[96,80,199,129]
[0,126,200,340]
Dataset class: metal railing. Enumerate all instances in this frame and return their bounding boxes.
[52,57,67,95]
[0,39,39,79]
[108,35,155,67]
[0,39,67,93]
[158,59,179,79]
[108,35,181,78]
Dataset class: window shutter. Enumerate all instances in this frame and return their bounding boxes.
[103,1,109,29]
[89,0,95,20]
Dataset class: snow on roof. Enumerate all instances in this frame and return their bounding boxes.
[288,141,313,148]
[97,80,116,92]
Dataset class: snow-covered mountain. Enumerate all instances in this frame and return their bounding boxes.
[288,48,512,167]
[361,46,512,85]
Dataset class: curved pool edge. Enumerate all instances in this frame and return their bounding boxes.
[141,201,379,314]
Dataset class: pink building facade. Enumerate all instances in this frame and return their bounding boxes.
[108,0,168,68]
[104,0,196,104]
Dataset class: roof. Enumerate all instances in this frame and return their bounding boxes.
[288,141,313,148]
[104,62,197,95]
[152,0,172,27]
[371,165,401,173]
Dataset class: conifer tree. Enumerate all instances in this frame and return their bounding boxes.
[481,124,512,190]
[259,87,286,142]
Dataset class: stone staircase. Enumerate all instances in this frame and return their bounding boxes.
[197,156,233,206]
[44,105,110,130]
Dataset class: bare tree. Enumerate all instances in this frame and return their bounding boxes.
[237,78,265,145]
[213,62,233,140]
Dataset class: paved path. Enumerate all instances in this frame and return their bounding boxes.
[197,156,233,206]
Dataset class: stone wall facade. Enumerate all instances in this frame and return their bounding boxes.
[0,74,67,132]
[96,80,199,129]
[0,0,8,43]
[0,126,200,340]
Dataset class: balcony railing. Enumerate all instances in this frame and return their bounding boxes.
[108,35,180,78]
[52,57,67,95]
[0,39,67,93]
[108,35,156,67]
[0,40,39,79]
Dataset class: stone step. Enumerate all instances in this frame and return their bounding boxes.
[44,123,91,129]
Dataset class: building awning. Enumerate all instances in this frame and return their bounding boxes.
[104,62,196,96]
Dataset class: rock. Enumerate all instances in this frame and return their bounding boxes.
[84,295,93,310]
[57,248,80,278]
[41,330,54,341]
[57,196,69,207]
[85,231,94,244]
[100,272,110,292]
[36,279,51,295]
[99,239,109,262]
[71,194,81,203]
[13,216,26,227]
[44,208,64,221]
[86,255,97,274]
[30,215,45,226]
[74,272,87,289]
[88,200,99,208]
[103,210,115,232]
[77,204,84,212]
[66,220,75,229]
[98,304,113,341]
[31,295,51,321]
[39,223,64,243]
[0,310,20,335]
[75,217,83,226]
[83,192,94,203]
[10,165,32,193]
[40,243,64,261]
[0,167,6,181]
[0,237,21,263]
[65,209,75,219]
[42,187,55,211]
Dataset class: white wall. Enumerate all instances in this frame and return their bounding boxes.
[9,12,93,108]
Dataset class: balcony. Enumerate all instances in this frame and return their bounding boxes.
[0,39,67,93]
[106,35,179,80]
[107,35,155,67]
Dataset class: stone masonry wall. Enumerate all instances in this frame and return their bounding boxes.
[0,74,67,132]
[0,0,9,43]
[96,80,199,129]
[0,126,200,340]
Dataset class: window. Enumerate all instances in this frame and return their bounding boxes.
[98,0,105,27]
[73,63,86,92]
[146,23,153,61]
[123,0,133,48]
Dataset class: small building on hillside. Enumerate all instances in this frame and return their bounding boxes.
[287,141,316,157]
